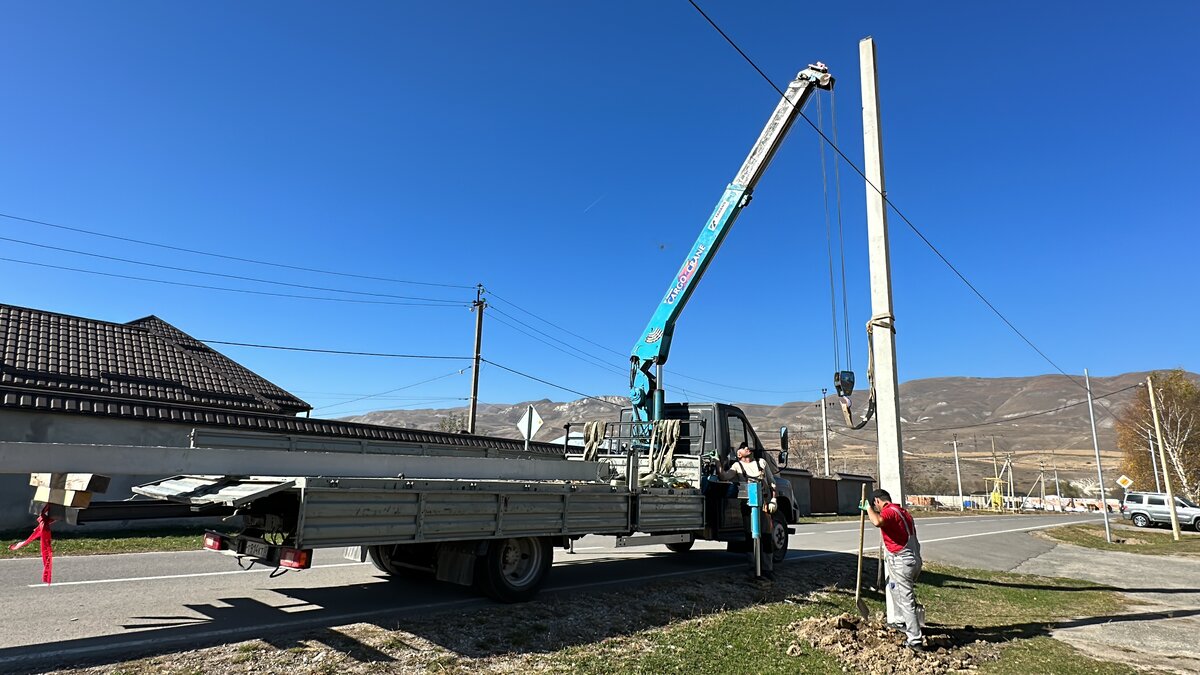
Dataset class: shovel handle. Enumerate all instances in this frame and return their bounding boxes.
[855,484,867,604]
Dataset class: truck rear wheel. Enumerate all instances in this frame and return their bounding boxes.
[666,537,695,553]
[474,536,553,603]
[368,544,432,579]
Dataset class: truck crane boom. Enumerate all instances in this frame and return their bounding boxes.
[629,62,834,423]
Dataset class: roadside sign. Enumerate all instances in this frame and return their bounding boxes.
[1116,475,1133,489]
[517,405,543,441]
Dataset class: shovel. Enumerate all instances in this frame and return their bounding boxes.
[854,484,870,620]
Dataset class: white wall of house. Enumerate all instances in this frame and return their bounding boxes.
[0,411,193,530]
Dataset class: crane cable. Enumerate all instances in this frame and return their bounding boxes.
[817,90,877,430]
[817,92,841,375]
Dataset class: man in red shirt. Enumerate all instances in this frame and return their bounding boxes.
[864,489,924,650]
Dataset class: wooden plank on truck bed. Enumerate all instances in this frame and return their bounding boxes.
[32,486,94,508]
[29,473,111,493]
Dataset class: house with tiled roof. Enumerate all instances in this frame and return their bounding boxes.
[0,302,316,528]
[0,302,563,529]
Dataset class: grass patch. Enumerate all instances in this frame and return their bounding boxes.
[980,636,1138,674]
[552,601,842,674]
[540,562,1128,674]
[1042,523,1200,555]
[0,526,213,558]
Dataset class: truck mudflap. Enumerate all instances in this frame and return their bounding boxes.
[202,531,312,571]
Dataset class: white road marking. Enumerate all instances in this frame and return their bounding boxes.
[26,562,368,588]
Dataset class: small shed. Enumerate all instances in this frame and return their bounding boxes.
[834,472,875,515]
[778,467,813,517]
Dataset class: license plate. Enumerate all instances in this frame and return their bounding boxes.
[244,540,270,559]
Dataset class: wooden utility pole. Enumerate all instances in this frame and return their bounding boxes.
[1147,375,1182,540]
[467,284,486,434]
[859,37,905,505]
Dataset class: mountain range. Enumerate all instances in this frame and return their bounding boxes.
[340,371,1180,493]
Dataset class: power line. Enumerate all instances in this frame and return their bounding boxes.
[486,289,821,396]
[0,234,466,304]
[0,211,476,289]
[311,367,473,413]
[487,312,628,378]
[685,0,1082,389]
[200,339,473,360]
[480,358,622,408]
[0,256,471,308]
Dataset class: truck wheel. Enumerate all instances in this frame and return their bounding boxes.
[771,517,789,564]
[367,544,431,579]
[474,537,553,603]
[666,537,695,553]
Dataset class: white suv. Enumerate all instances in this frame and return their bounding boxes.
[1121,492,1200,531]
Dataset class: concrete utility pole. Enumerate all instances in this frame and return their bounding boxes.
[820,388,831,476]
[1050,447,1062,505]
[951,434,964,510]
[1006,454,1016,511]
[1147,376,1182,540]
[467,284,486,434]
[859,37,905,505]
[1084,369,1112,543]
[1147,429,1162,493]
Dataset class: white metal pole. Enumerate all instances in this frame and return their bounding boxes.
[820,389,831,476]
[524,404,533,453]
[952,434,964,510]
[1084,369,1112,543]
[1147,376,1182,540]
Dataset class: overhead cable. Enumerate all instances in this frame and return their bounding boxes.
[685,0,1081,390]
[0,211,475,289]
[0,256,470,307]
[200,339,473,360]
[310,367,473,413]
[480,358,622,408]
[486,289,822,395]
[0,234,464,303]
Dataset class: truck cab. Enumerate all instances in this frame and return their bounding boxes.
[616,402,798,561]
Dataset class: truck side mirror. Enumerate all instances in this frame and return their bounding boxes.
[778,426,789,467]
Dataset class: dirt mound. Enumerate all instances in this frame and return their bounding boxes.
[787,613,995,674]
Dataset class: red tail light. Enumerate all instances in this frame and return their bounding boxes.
[203,533,223,551]
[280,547,312,569]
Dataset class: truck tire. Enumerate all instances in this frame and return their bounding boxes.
[367,544,432,579]
[666,537,695,553]
[474,537,553,603]
[771,517,789,564]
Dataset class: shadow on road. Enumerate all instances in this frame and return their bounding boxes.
[0,548,853,673]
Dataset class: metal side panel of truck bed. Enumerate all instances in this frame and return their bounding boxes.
[297,478,703,548]
[135,475,704,549]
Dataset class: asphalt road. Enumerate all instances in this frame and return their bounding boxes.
[0,512,1095,671]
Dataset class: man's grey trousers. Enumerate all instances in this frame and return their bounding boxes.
[885,547,923,644]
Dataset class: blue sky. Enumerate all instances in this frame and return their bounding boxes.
[1,2,1196,417]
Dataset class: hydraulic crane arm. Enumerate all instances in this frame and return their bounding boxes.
[630,63,833,422]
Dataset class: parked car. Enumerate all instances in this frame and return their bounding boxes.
[1120,491,1200,531]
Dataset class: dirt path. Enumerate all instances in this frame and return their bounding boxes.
[1013,537,1200,674]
